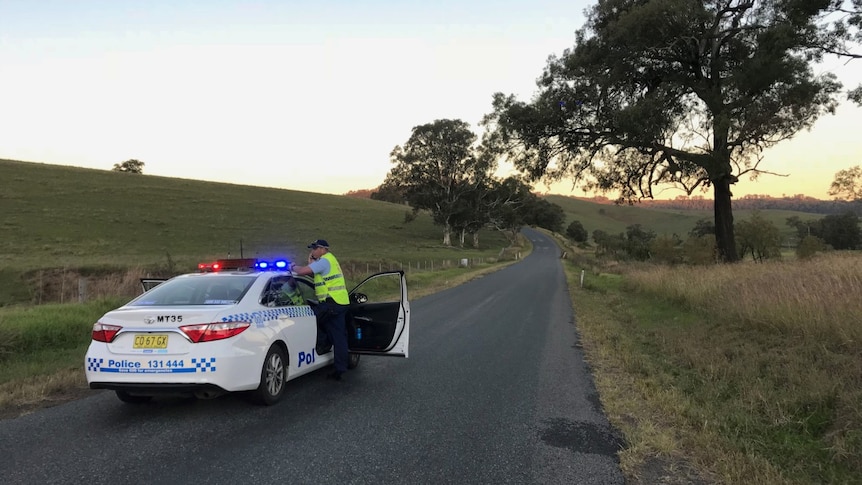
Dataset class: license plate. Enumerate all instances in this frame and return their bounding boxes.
[133,334,169,349]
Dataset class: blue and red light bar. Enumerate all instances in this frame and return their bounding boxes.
[198,258,290,272]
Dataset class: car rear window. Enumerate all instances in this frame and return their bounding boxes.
[129,275,257,306]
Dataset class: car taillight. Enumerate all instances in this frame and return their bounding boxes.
[92,323,122,343]
[180,322,250,343]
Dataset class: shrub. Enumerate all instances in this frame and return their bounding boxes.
[651,234,683,265]
[566,220,588,243]
[683,235,717,265]
[796,235,826,260]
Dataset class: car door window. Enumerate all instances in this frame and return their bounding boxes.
[261,275,308,307]
[350,273,402,304]
[347,272,405,351]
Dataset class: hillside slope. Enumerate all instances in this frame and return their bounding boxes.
[0,159,515,305]
[1,159,513,270]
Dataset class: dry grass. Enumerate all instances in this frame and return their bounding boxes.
[0,367,90,419]
[567,250,862,484]
[623,252,862,348]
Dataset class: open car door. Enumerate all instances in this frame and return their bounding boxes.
[347,271,409,358]
[139,278,167,293]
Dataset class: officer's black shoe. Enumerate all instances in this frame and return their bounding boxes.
[316,345,332,355]
[326,371,343,381]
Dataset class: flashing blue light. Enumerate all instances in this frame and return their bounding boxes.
[252,259,290,271]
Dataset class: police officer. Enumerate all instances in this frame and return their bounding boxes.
[289,239,350,381]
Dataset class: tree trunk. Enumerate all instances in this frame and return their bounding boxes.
[472,232,479,248]
[442,223,452,246]
[713,177,739,262]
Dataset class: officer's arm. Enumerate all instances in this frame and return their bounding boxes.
[290,263,313,276]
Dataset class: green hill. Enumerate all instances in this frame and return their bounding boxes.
[0,159,511,305]
[0,159,511,269]
[0,159,826,305]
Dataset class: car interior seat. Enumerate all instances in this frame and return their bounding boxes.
[207,285,231,301]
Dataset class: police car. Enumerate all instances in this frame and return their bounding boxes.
[85,258,409,405]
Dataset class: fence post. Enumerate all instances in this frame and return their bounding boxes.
[580,270,585,288]
[78,278,88,303]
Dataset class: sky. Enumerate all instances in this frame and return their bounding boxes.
[1,0,860,200]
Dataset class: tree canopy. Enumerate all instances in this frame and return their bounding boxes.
[385,119,494,246]
[566,220,588,243]
[382,120,568,246]
[112,159,145,174]
[828,165,862,201]
[482,0,852,262]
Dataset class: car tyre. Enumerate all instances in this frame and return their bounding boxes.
[347,352,360,369]
[253,344,287,405]
[115,390,152,404]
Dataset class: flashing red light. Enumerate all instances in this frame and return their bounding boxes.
[92,322,122,343]
[180,322,251,343]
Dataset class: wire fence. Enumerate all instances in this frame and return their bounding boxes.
[342,257,493,279]
[28,254,522,305]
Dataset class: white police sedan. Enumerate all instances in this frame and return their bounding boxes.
[85,258,409,405]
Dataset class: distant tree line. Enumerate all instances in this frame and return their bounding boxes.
[563,210,860,265]
[629,195,862,216]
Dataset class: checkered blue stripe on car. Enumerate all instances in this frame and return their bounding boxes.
[87,357,103,372]
[192,357,217,372]
[87,356,214,373]
[221,306,314,324]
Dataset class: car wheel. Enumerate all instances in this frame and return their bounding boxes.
[115,390,152,404]
[347,352,360,369]
[253,344,287,405]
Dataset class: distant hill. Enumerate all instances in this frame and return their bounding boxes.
[347,187,861,216]
[548,194,862,215]
[542,194,831,245]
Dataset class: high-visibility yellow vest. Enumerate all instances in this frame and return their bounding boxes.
[314,252,349,305]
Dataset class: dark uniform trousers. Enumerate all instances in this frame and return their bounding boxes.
[315,299,350,374]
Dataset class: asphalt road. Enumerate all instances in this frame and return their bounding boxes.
[0,228,624,485]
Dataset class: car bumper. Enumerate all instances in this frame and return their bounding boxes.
[84,341,263,392]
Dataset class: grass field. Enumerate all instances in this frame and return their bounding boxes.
[0,159,515,305]
[0,159,511,269]
[557,237,862,484]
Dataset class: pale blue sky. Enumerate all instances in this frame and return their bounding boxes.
[1,0,860,199]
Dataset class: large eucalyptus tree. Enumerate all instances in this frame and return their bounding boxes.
[483,0,851,262]
[386,119,494,246]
